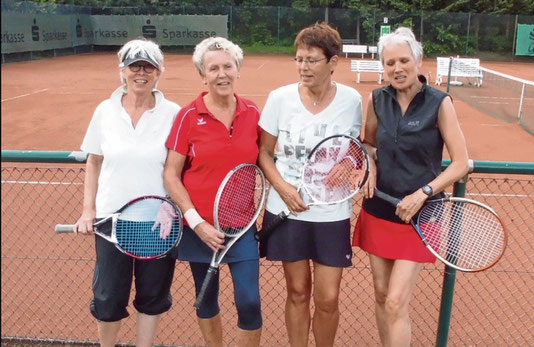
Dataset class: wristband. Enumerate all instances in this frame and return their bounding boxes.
[184,208,205,230]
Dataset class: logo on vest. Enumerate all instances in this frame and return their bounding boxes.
[407,120,420,127]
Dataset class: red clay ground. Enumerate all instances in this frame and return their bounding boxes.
[2,54,533,161]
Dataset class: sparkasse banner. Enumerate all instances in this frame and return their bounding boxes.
[1,13,228,54]
[90,15,227,46]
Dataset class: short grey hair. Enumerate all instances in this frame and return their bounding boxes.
[192,37,243,75]
[117,38,164,86]
[378,27,423,64]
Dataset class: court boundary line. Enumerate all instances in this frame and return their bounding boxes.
[1,88,49,102]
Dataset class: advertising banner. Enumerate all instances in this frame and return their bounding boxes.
[2,13,228,53]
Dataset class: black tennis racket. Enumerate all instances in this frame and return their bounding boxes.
[254,134,369,242]
[194,163,266,308]
[374,189,507,272]
[55,195,183,260]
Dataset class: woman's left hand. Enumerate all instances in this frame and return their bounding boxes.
[395,190,427,223]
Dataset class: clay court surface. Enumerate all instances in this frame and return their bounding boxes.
[1,53,534,161]
[1,54,533,346]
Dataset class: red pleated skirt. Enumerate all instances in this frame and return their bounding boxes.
[353,208,436,263]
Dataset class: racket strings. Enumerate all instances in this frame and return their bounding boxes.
[115,199,181,258]
[217,166,264,236]
[303,138,368,204]
[419,201,506,269]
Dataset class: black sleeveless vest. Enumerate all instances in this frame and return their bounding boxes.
[363,75,449,223]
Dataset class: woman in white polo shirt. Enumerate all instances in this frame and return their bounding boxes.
[73,38,180,347]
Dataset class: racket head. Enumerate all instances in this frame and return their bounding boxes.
[213,164,266,237]
[301,134,369,205]
[108,195,183,260]
[416,197,507,272]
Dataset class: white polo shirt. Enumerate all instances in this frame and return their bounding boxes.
[81,86,180,217]
[259,82,363,222]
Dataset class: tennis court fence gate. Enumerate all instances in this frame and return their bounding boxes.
[1,151,533,346]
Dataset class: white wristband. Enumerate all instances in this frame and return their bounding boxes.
[184,208,205,230]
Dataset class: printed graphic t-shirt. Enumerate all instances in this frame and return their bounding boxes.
[259,82,363,222]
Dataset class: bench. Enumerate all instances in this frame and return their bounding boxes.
[435,57,483,87]
[351,60,384,84]
[343,44,367,58]
[368,46,378,59]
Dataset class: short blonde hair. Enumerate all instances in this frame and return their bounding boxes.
[192,37,243,75]
[378,27,423,64]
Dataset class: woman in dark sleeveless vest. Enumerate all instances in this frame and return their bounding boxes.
[353,27,469,347]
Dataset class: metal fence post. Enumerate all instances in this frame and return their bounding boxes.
[435,161,472,347]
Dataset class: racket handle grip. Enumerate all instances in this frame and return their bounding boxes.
[194,267,218,309]
[373,189,401,207]
[55,224,76,233]
[254,210,289,242]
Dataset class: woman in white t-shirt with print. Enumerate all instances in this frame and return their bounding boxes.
[258,22,363,347]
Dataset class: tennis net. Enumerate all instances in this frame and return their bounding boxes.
[448,58,534,135]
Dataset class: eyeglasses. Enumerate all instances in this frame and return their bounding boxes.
[128,64,157,73]
[293,57,328,66]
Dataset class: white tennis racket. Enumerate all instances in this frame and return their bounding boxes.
[254,134,369,242]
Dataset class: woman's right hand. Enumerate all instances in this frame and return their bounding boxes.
[362,158,377,199]
[277,181,308,215]
[194,222,226,252]
[74,211,96,235]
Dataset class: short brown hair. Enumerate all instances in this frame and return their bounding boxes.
[294,22,342,60]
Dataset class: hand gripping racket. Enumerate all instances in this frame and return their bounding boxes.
[194,163,266,308]
[55,195,183,260]
[374,189,507,272]
[254,134,369,242]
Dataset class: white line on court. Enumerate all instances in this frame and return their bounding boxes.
[1,180,83,185]
[1,88,49,102]
[468,96,519,100]
[257,62,265,70]
[466,193,530,198]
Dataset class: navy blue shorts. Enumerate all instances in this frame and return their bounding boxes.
[90,234,176,322]
[259,211,353,267]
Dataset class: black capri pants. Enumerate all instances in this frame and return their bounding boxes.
[90,234,176,322]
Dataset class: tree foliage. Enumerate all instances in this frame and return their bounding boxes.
[36,0,534,14]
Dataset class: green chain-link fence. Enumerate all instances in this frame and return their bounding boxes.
[1,152,533,346]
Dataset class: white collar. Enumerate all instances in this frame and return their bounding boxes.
[110,85,164,110]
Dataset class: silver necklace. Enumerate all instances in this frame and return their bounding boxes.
[311,82,335,107]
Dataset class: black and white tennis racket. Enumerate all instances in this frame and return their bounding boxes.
[194,163,266,308]
[254,134,369,242]
[374,189,507,272]
[55,195,183,260]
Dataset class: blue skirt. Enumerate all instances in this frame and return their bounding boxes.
[171,224,259,263]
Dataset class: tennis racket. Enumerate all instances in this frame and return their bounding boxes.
[254,134,369,242]
[373,189,507,272]
[55,195,183,260]
[194,163,266,308]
